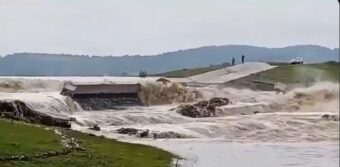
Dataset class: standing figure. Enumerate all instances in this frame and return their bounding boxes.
[241,54,245,64]
[232,57,235,66]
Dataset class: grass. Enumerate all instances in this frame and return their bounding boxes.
[257,62,339,84]
[0,119,175,167]
[0,119,62,157]
[155,62,339,84]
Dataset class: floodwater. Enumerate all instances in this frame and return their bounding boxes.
[0,77,339,167]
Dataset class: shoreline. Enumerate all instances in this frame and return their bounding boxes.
[0,118,176,167]
[72,123,339,167]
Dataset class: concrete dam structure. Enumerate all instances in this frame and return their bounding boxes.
[61,82,143,110]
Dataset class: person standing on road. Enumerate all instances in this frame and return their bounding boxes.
[241,55,245,64]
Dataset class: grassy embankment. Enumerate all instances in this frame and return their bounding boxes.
[157,62,339,84]
[0,119,174,167]
[257,62,339,84]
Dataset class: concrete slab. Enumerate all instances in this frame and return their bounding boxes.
[188,62,276,84]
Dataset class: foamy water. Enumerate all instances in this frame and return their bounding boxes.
[0,77,339,167]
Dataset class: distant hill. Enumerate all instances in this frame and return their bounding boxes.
[0,45,338,76]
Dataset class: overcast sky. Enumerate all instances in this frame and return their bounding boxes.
[0,0,338,56]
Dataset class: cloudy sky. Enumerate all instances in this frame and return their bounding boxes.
[0,0,338,56]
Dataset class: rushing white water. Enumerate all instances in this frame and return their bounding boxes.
[0,77,339,167]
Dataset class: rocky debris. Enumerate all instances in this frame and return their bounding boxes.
[117,128,139,135]
[177,97,230,118]
[207,97,230,106]
[62,137,82,150]
[116,128,185,139]
[0,148,82,161]
[69,117,77,122]
[152,131,183,139]
[0,155,30,161]
[58,129,84,151]
[138,130,149,138]
[116,127,187,139]
[32,150,68,159]
[89,124,101,131]
[321,114,339,121]
[177,105,206,118]
[0,100,71,128]
[321,114,330,119]
[116,128,151,138]
[54,129,62,135]
[253,111,260,114]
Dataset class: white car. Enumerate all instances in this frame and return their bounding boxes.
[290,57,304,65]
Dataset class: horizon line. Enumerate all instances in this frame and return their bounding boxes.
[0,43,338,57]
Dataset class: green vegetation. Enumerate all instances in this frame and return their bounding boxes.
[155,65,226,78]
[0,120,62,157]
[156,62,339,85]
[0,119,174,167]
[259,62,339,84]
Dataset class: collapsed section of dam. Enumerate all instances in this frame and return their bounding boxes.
[61,82,143,110]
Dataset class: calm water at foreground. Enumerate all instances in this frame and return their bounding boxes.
[126,139,339,167]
